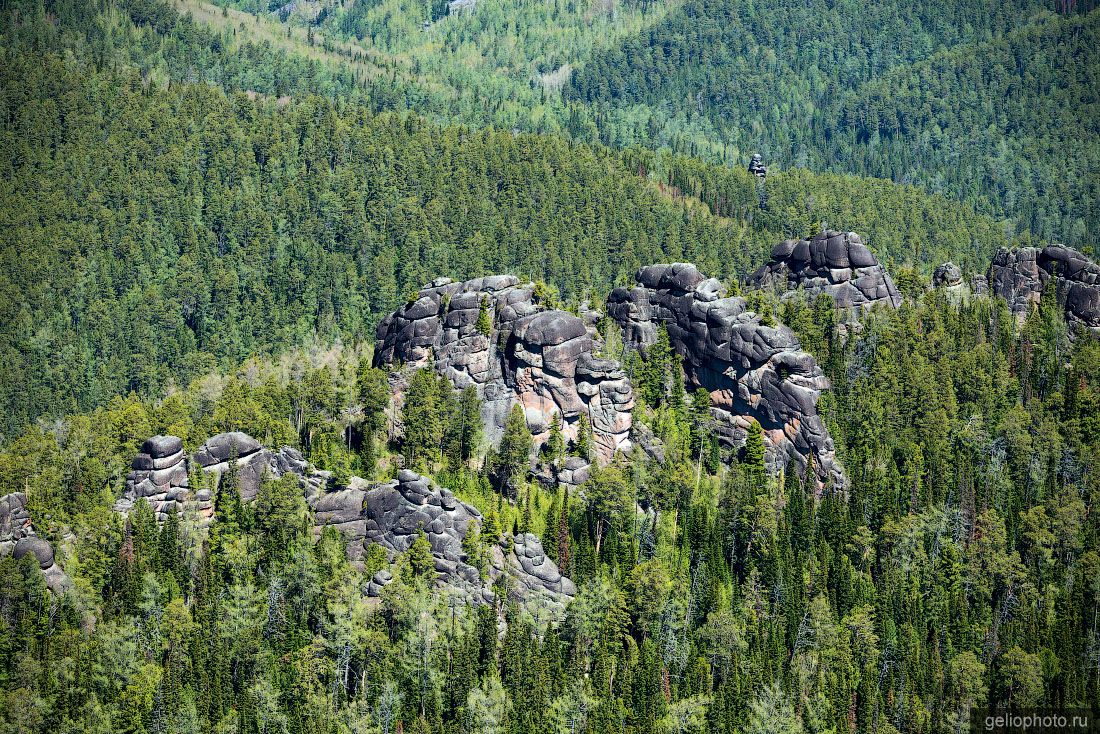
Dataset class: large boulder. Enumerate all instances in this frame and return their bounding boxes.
[989,245,1100,335]
[608,264,846,491]
[1,492,70,593]
[312,470,576,617]
[374,276,634,462]
[749,231,902,311]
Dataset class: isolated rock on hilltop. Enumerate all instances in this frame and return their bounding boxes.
[608,263,846,490]
[374,275,634,461]
[989,245,1100,335]
[0,492,70,592]
[312,469,576,617]
[749,231,902,311]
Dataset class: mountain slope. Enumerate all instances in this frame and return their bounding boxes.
[565,0,1099,248]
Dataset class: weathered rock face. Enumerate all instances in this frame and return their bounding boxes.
[120,435,196,522]
[312,470,576,616]
[608,263,846,490]
[933,262,963,288]
[748,153,767,178]
[989,245,1100,335]
[118,433,327,521]
[374,276,634,461]
[0,492,70,592]
[749,231,902,311]
[932,261,972,302]
[192,432,326,501]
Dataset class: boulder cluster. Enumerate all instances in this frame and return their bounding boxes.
[313,470,576,617]
[989,245,1100,335]
[749,231,902,311]
[116,433,578,615]
[117,432,327,522]
[120,435,197,522]
[608,263,846,490]
[374,275,634,462]
[0,492,69,592]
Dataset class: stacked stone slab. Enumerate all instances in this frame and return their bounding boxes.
[120,435,195,522]
[749,231,902,311]
[989,245,1100,335]
[748,153,767,178]
[608,263,846,491]
[313,470,576,616]
[0,492,69,592]
[374,275,634,462]
[119,432,327,522]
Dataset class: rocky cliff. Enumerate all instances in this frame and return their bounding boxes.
[989,245,1100,335]
[0,492,70,592]
[314,470,575,617]
[374,275,634,461]
[608,263,846,490]
[749,231,902,311]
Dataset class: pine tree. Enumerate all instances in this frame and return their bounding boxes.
[476,297,493,336]
[495,403,532,498]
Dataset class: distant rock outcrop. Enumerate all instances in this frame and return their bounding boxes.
[0,492,70,592]
[608,263,845,490]
[749,231,902,311]
[989,245,1100,335]
[374,275,634,462]
[118,433,327,521]
[312,470,576,617]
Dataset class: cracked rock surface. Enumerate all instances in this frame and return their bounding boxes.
[989,245,1100,335]
[374,276,634,462]
[608,263,846,490]
[312,470,576,617]
[749,231,901,311]
[118,433,327,523]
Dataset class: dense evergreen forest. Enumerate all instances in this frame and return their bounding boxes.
[0,0,1010,435]
[567,0,1100,248]
[2,0,1099,733]
[3,254,1100,734]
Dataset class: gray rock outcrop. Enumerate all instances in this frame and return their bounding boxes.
[989,245,1100,335]
[312,470,576,616]
[0,492,70,592]
[748,153,767,178]
[118,433,327,522]
[608,263,846,490]
[374,276,634,462]
[749,231,902,311]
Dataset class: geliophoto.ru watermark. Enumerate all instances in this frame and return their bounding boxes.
[973,709,1100,733]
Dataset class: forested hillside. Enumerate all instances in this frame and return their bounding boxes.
[2,0,1099,733]
[566,1,1100,248]
[0,11,1009,436]
[2,253,1100,734]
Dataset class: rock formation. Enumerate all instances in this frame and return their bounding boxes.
[932,261,974,302]
[374,275,634,462]
[989,245,1100,335]
[608,263,846,490]
[933,262,963,289]
[0,492,70,592]
[118,433,327,521]
[312,470,576,617]
[748,153,767,178]
[749,231,902,311]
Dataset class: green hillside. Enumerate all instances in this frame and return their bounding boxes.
[566,1,1099,248]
